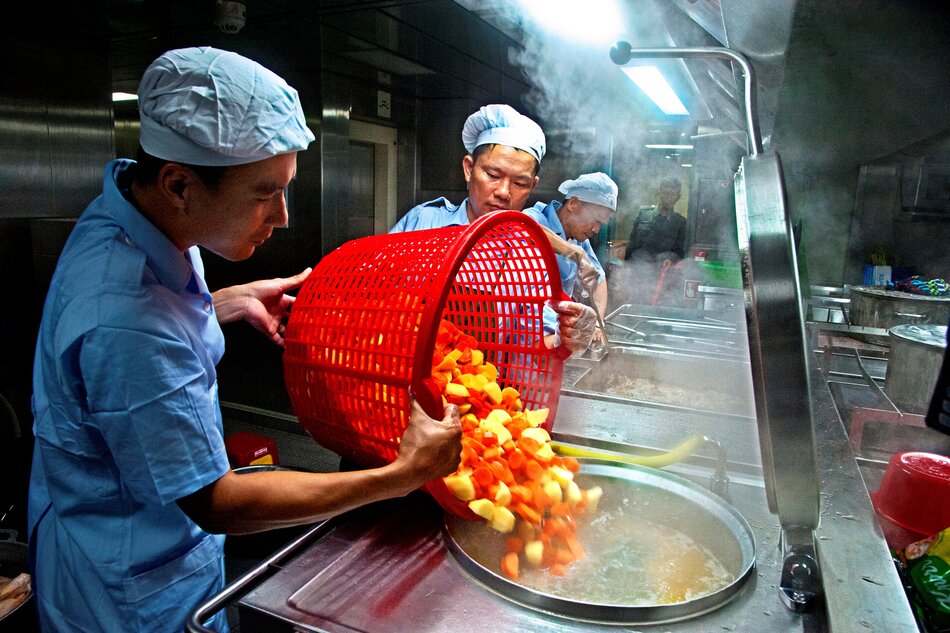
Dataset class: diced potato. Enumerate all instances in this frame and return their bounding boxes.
[490,506,516,533]
[500,386,520,403]
[485,408,512,425]
[585,486,603,513]
[479,363,498,383]
[470,349,484,366]
[525,407,549,427]
[564,480,582,505]
[520,427,550,445]
[494,481,512,506]
[468,498,495,521]
[444,474,476,501]
[549,465,574,487]
[524,540,544,567]
[543,479,563,503]
[484,382,503,405]
[534,443,555,463]
[445,382,471,398]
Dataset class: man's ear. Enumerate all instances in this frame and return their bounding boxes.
[157,163,192,208]
[462,155,475,184]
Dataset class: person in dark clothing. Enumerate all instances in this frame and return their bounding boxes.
[624,176,686,263]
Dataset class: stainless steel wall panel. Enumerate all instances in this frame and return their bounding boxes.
[1,39,113,219]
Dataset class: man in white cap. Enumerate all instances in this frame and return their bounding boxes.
[390,104,597,355]
[524,172,618,338]
[28,47,461,633]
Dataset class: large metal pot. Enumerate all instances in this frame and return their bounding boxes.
[884,325,948,414]
[849,286,950,346]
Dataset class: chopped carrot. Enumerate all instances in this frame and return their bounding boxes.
[505,537,525,553]
[473,466,494,488]
[501,552,520,580]
[429,318,601,581]
[524,460,543,481]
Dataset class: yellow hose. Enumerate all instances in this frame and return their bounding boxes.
[552,434,705,469]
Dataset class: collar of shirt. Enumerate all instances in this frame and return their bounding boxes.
[104,159,195,295]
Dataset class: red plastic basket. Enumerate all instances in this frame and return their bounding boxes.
[283,211,567,518]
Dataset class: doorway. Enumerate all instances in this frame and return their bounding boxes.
[348,120,398,237]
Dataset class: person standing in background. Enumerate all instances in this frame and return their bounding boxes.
[524,172,618,342]
[624,175,686,263]
[390,104,597,356]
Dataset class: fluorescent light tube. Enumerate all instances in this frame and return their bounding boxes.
[520,0,623,44]
[644,144,694,150]
[112,92,139,102]
[622,66,689,115]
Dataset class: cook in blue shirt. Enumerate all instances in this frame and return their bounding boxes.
[524,172,618,337]
[28,47,462,633]
[390,104,598,355]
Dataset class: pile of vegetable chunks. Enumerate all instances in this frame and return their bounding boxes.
[430,319,602,581]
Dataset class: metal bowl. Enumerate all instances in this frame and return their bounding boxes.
[444,459,755,625]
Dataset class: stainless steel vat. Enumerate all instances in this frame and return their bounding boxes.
[849,286,950,345]
[884,324,948,414]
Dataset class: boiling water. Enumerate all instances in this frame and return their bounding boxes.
[449,474,737,606]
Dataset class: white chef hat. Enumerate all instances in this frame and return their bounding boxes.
[558,172,619,211]
[461,104,546,163]
[137,46,315,167]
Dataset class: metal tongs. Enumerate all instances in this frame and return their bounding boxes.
[538,225,610,352]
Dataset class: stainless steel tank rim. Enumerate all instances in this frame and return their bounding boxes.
[559,387,757,423]
[444,459,757,626]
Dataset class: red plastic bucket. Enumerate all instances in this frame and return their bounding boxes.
[284,211,566,518]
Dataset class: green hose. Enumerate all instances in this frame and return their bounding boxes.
[552,434,705,469]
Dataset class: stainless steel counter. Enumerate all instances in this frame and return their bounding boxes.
[219,343,918,632]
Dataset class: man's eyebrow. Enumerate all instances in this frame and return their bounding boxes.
[253,181,290,195]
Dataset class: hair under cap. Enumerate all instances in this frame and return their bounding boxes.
[558,172,619,211]
[137,46,315,167]
[461,104,546,163]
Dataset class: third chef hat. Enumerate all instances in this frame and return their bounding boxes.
[137,46,315,167]
[461,104,546,164]
[558,172,619,211]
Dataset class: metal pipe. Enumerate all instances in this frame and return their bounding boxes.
[609,43,763,156]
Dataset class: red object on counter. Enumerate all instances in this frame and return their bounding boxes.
[871,451,950,550]
[225,432,279,468]
[282,211,566,519]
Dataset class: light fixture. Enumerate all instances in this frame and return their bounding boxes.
[622,66,689,115]
[112,92,138,102]
[645,144,694,150]
[519,0,624,45]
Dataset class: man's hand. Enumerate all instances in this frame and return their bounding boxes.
[395,400,463,486]
[212,268,312,346]
[549,300,597,355]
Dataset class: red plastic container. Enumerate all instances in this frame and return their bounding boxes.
[871,451,950,549]
[225,431,279,468]
[283,211,567,518]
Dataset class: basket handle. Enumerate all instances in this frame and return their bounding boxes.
[412,377,445,421]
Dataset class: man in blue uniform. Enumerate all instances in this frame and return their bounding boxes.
[390,104,597,355]
[524,172,618,338]
[28,47,462,633]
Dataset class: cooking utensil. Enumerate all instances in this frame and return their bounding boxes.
[552,434,703,469]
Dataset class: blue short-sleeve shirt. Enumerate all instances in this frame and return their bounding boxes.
[28,159,231,633]
[389,197,471,233]
[524,201,606,332]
